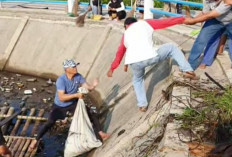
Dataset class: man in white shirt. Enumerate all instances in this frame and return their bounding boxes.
[107,17,197,112]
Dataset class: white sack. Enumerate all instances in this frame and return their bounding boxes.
[64,99,102,157]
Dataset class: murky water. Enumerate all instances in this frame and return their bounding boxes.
[0,71,68,157]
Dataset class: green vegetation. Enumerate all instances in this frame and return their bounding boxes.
[176,87,232,143]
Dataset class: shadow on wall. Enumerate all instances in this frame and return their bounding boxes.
[99,85,128,132]
[99,59,172,133]
[146,59,172,105]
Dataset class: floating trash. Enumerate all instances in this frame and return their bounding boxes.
[47,79,53,85]
[24,90,33,95]
[26,78,37,82]
[42,98,47,103]
[16,82,24,88]
[5,88,12,92]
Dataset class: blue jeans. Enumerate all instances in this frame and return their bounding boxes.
[130,43,193,107]
[188,18,232,70]
[201,33,221,66]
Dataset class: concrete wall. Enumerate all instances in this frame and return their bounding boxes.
[0,13,176,157]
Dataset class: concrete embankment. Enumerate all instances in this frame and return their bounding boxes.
[0,9,180,157]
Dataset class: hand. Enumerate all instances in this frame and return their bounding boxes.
[92,78,99,88]
[183,17,196,25]
[107,69,113,77]
[76,93,83,99]
[224,0,232,5]
[88,6,92,11]
[124,65,128,72]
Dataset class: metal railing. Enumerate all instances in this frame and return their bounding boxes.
[0,0,203,17]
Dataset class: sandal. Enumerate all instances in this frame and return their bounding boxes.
[182,72,199,80]
[139,107,148,112]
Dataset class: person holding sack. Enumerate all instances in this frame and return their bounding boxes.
[29,59,109,149]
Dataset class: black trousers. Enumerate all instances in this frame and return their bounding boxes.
[108,10,126,20]
[36,102,102,141]
[0,130,5,146]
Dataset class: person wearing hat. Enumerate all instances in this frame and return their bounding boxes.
[30,59,109,149]
[107,17,198,112]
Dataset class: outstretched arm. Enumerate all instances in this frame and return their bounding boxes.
[107,35,126,77]
[146,17,185,30]
[184,10,220,24]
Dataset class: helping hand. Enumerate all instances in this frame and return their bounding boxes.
[183,17,196,25]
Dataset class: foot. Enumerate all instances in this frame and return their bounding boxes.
[199,64,206,69]
[182,71,199,80]
[29,139,38,150]
[98,131,110,140]
[139,106,147,112]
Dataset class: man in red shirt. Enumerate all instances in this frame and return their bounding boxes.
[107,17,197,112]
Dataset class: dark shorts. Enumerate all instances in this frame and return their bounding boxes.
[49,102,77,122]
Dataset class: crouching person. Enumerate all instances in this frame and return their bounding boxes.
[29,59,109,150]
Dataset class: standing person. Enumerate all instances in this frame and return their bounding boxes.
[30,59,109,149]
[89,0,102,15]
[107,17,197,112]
[137,0,144,19]
[195,0,223,69]
[185,0,232,70]
[107,0,126,21]
[199,31,228,69]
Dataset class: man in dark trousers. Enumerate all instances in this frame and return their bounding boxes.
[30,59,109,149]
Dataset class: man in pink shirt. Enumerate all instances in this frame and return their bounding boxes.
[107,17,197,112]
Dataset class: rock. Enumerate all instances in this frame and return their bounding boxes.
[33,88,37,92]
[24,90,33,95]
[16,74,22,77]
